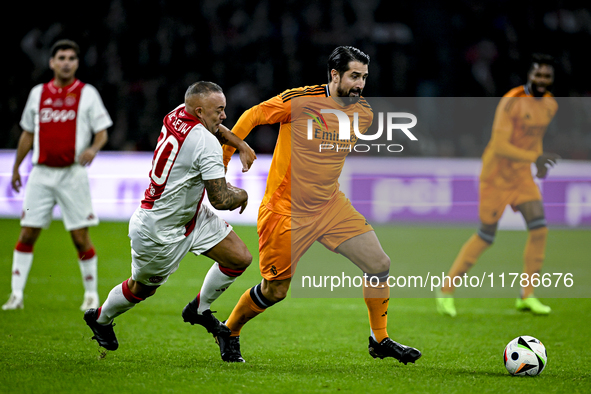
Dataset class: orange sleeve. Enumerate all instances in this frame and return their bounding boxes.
[489,97,538,163]
[223,94,291,166]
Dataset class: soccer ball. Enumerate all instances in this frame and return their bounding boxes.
[503,335,547,376]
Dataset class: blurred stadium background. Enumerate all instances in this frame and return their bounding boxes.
[3,0,591,158]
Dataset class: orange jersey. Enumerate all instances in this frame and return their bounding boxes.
[223,84,373,216]
[480,85,558,188]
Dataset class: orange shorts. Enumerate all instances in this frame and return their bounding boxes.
[479,178,542,225]
[257,191,373,281]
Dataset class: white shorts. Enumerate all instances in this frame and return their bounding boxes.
[129,204,233,286]
[21,164,98,231]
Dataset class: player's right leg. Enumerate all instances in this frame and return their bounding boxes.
[3,227,41,310]
[334,230,421,364]
[437,184,505,316]
[5,166,54,310]
[515,200,551,315]
[183,229,252,337]
[436,222,496,316]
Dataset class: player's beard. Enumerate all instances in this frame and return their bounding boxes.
[530,82,552,97]
[337,85,362,105]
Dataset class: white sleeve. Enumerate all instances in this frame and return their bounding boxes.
[197,131,226,181]
[85,84,113,133]
[19,85,41,132]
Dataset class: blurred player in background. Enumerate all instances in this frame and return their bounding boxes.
[3,39,112,311]
[218,46,421,364]
[436,54,560,316]
[84,81,256,351]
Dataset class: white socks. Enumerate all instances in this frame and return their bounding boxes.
[194,262,241,314]
[79,255,98,296]
[10,250,33,298]
[96,282,138,324]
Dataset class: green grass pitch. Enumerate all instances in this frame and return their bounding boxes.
[0,218,589,393]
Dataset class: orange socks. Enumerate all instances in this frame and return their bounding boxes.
[226,284,272,336]
[364,283,390,343]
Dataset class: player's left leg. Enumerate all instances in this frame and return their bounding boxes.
[515,200,551,314]
[225,276,290,336]
[183,230,252,337]
[219,277,290,362]
[59,165,100,310]
[84,278,157,351]
[70,227,99,311]
[335,231,421,364]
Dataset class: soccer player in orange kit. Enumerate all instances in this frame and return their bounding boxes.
[436,54,560,316]
[217,46,421,364]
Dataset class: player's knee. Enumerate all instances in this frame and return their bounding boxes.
[268,289,287,303]
[370,253,391,275]
[477,228,496,244]
[237,248,253,269]
[526,217,548,233]
[128,279,158,299]
[224,247,252,271]
[264,280,290,303]
[18,227,41,245]
[70,229,91,251]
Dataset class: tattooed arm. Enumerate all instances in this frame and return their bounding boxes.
[215,125,256,172]
[204,178,248,214]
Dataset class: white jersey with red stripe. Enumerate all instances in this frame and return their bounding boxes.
[19,79,113,167]
[133,104,225,244]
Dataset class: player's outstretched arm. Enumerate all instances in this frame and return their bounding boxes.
[204,178,248,214]
[223,104,273,168]
[216,124,257,172]
[535,152,560,179]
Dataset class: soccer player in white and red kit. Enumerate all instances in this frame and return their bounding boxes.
[3,39,112,311]
[84,81,256,351]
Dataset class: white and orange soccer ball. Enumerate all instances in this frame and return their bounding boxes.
[504,335,547,376]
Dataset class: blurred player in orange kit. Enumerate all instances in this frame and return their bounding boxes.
[217,46,421,364]
[436,54,560,316]
[3,39,112,312]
